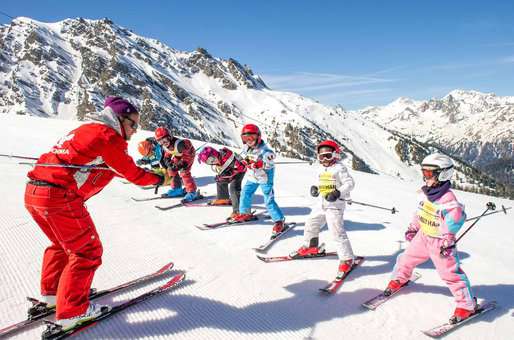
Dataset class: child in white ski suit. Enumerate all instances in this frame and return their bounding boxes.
[295,140,355,275]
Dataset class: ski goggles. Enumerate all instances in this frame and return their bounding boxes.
[318,152,335,161]
[421,166,451,179]
[421,168,441,179]
[241,133,258,143]
[124,117,139,130]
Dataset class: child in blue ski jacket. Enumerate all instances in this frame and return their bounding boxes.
[232,124,285,237]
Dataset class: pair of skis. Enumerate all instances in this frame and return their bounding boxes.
[361,272,496,338]
[195,213,297,252]
[257,250,364,294]
[0,262,184,339]
[257,251,495,337]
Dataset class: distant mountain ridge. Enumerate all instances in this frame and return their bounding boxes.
[358,90,514,188]
[0,17,511,198]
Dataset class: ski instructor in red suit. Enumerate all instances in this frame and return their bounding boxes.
[24,96,169,326]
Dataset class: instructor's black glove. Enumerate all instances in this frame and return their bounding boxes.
[325,189,341,202]
[310,185,319,197]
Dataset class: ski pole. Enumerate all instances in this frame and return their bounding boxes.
[195,142,209,152]
[343,199,398,214]
[0,153,39,161]
[440,202,496,255]
[19,162,111,171]
[465,205,511,222]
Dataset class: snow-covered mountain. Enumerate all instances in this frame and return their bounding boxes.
[0,17,511,198]
[358,90,514,188]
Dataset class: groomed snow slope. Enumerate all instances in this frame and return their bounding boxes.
[0,115,512,340]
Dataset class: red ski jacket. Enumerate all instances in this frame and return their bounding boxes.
[28,109,161,200]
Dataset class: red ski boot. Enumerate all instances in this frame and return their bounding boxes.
[271,221,285,237]
[384,279,406,297]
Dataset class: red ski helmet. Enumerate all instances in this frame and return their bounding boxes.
[155,127,171,141]
[137,140,153,157]
[317,140,341,164]
[317,140,340,154]
[241,124,261,144]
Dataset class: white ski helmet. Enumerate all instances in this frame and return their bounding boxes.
[421,153,454,182]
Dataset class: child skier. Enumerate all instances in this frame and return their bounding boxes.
[232,124,285,236]
[136,137,164,169]
[137,137,182,189]
[291,140,356,277]
[197,146,247,219]
[154,127,200,202]
[384,153,476,324]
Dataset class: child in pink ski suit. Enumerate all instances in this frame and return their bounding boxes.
[386,153,476,323]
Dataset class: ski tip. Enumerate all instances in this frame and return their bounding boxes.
[162,273,186,290]
[256,255,267,262]
[157,262,175,274]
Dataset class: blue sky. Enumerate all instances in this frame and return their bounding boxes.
[2,1,514,109]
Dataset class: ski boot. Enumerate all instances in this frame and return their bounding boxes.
[162,187,186,198]
[336,258,354,279]
[271,220,285,238]
[383,279,408,297]
[449,298,478,324]
[231,212,258,223]
[290,243,326,258]
[182,190,203,202]
[56,303,110,330]
[208,198,232,206]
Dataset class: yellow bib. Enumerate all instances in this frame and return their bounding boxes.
[417,200,441,237]
[319,171,336,196]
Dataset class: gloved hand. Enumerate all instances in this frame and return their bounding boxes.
[325,189,341,202]
[151,167,166,176]
[310,185,319,197]
[440,234,456,257]
[154,172,173,195]
[247,159,264,169]
[404,228,417,242]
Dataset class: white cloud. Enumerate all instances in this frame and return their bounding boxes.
[261,71,397,93]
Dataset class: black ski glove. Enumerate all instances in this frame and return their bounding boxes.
[325,189,341,202]
[310,185,319,197]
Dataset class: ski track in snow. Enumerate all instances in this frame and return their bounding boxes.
[0,115,513,339]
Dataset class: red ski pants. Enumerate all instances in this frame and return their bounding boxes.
[168,160,197,193]
[24,183,103,319]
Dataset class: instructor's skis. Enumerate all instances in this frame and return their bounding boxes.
[361,272,422,310]
[319,256,365,294]
[422,300,496,338]
[41,273,186,339]
[0,262,175,338]
[253,222,297,252]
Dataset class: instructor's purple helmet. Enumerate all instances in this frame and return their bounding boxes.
[104,96,138,117]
